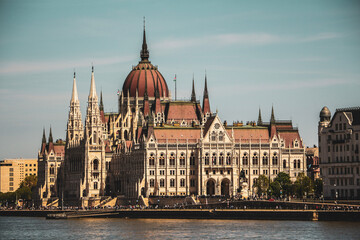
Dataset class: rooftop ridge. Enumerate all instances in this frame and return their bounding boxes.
[336,107,360,112]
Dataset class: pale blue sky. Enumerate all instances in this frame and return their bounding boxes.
[0,0,359,159]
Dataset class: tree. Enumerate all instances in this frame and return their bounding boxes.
[269,181,281,197]
[314,178,323,198]
[294,173,313,198]
[253,175,270,196]
[16,175,38,201]
[273,172,292,196]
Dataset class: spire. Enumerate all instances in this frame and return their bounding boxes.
[270,105,275,124]
[155,77,160,99]
[257,108,263,125]
[71,71,79,103]
[191,74,196,102]
[49,126,53,143]
[42,128,46,144]
[89,65,97,99]
[99,90,104,111]
[144,73,148,100]
[204,73,209,99]
[202,73,210,114]
[140,17,149,62]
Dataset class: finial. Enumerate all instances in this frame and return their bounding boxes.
[257,107,263,125]
[191,74,196,102]
[143,16,145,31]
[270,105,275,124]
[49,125,53,143]
[140,17,149,61]
[92,64,94,72]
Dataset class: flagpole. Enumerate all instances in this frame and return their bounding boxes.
[174,74,177,100]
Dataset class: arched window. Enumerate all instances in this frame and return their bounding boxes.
[159,153,165,166]
[205,153,209,165]
[272,153,278,165]
[93,159,99,171]
[170,178,175,187]
[94,182,98,189]
[219,131,224,141]
[226,153,231,165]
[262,153,268,165]
[219,153,224,165]
[50,164,55,175]
[242,153,248,165]
[169,153,175,166]
[150,179,155,187]
[297,159,301,169]
[252,153,258,165]
[212,153,217,165]
[211,131,216,141]
[180,178,185,187]
[160,179,165,187]
[190,153,196,166]
[180,153,185,166]
[293,160,297,168]
[283,160,287,168]
[149,153,155,166]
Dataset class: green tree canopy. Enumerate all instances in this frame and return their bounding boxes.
[253,175,270,195]
[294,173,314,198]
[273,172,293,196]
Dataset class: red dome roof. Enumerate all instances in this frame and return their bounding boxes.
[122,61,169,98]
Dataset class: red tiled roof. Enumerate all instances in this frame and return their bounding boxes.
[154,128,200,143]
[166,102,201,122]
[278,131,302,148]
[230,128,269,142]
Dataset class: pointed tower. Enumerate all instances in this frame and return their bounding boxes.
[41,128,47,154]
[257,108,263,126]
[84,66,106,197]
[140,17,149,62]
[270,106,275,124]
[48,126,54,152]
[191,75,196,102]
[99,91,104,112]
[202,73,211,116]
[66,72,83,147]
[154,77,161,114]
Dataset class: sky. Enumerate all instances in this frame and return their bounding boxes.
[0,0,359,159]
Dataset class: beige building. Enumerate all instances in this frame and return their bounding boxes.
[318,106,360,199]
[0,159,37,192]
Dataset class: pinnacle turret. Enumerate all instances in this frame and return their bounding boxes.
[257,108,263,125]
[89,66,97,100]
[99,91,104,112]
[71,72,79,103]
[49,126,53,143]
[191,75,196,102]
[270,106,275,124]
[42,128,46,144]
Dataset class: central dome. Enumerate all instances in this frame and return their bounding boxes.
[122,27,169,98]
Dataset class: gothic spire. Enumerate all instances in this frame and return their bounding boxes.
[203,73,209,99]
[257,108,263,125]
[71,71,79,103]
[49,126,53,143]
[270,105,275,124]
[42,128,46,144]
[144,73,148,100]
[99,90,104,111]
[140,17,149,62]
[191,74,196,102]
[89,65,97,99]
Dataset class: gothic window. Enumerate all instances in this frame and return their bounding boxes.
[180,153,186,166]
[297,160,301,169]
[160,179,165,187]
[212,153,217,165]
[262,153,268,165]
[170,178,175,187]
[94,182,98,189]
[93,159,99,171]
[242,153,248,165]
[180,178,185,187]
[226,153,231,165]
[272,153,278,165]
[211,131,216,141]
[190,153,196,166]
[205,153,209,165]
[283,160,287,168]
[219,153,224,165]
[190,179,196,187]
[50,165,55,175]
[293,160,297,168]
[252,153,258,165]
[149,153,155,166]
[219,131,224,141]
[159,153,165,166]
[169,153,175,166]
[150,179,155,187]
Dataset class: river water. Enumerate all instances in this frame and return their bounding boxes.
[1,217,360,239]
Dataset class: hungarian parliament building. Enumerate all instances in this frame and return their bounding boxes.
[35,26,306,207]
